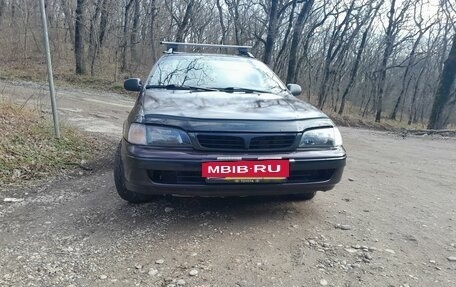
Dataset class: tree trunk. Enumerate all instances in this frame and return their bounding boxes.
[375,0,397,122]
[10,0,15,26]
[274,0,298,71]
[286,0,314,83]
[408,64,427,125]
[130,0,140,64]
[74,0,86,75]
[120,0,134,73]
[262,0,279,65]
[317,1,355,108]
[339,25,370,115]
[318,58,331,108]
[215,0,226,44]
[427,34,456,129]
[233,0,241,45]
[175,0,194,42]
[363,93,373,118]
[148,0,157,62]
[390,31,427,120]
[0,0,6,26]
[60,0,75,45]
[98,0,109,49]
[89,0,102,76]
[224,0,241,44]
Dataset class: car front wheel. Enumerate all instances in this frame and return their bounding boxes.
[114,142,158,204]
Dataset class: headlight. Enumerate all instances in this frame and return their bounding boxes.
[127,123,191,147]
[299,127,343,148]
[127,123,147,145]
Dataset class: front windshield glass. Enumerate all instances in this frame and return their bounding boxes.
[147,55,286,93]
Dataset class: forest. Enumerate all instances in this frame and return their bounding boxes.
[0,0,455,129]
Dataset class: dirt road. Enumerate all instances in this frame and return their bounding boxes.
[1,80,456,287]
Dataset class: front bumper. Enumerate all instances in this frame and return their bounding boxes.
[120,139,346,197]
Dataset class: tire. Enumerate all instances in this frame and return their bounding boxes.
[287,191,317,201]
[113,142,157,204]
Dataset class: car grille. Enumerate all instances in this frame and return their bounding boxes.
[196,134,245,150]
[195,134,297,151]
[249,135,296,150]
[148,169,334,185]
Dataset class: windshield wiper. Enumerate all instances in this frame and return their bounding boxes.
[145,84,216,91]
[213,87,271,94]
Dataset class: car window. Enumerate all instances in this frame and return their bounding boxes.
[147,56,286,93]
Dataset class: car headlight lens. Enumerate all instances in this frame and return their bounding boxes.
[299,127,343,148]
[127,123,147,145]
[127,123,191,146]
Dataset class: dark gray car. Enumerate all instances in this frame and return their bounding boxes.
[114,43,346,203]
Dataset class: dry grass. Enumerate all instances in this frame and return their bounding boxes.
[0,101,103,185]
[328,112,425,131]
[0,63,126,94]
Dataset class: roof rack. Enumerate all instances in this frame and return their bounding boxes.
[161,41,254,58]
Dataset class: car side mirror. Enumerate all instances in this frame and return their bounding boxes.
[124,78,142,92]
[287,84,302,97]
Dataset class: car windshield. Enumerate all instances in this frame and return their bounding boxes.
[146,55,286,93]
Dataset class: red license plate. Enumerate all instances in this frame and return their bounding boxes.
[202,160,289,178]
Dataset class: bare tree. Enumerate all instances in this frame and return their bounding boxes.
[428,33,456,129]
[286,0,314,83]
[224,0,241,44]
[120,0,134,72]
[215,0,227,44]
[146,0,158,61]
[375,0,411,122]
[130,0,141,63]
[317,1,357,108]
[0,0,6,26]
[60,0,75,45]
[390,2,435,120]
[75,0,86,75]
[262,0,279,65]
[273,0,298,72]
[0,0,455,128]
[98,0,109,49]
[175,0,195,42]
[88,0,101,76]
[338,1,382,115]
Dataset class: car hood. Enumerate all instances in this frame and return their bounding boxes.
[142,90,327,120]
